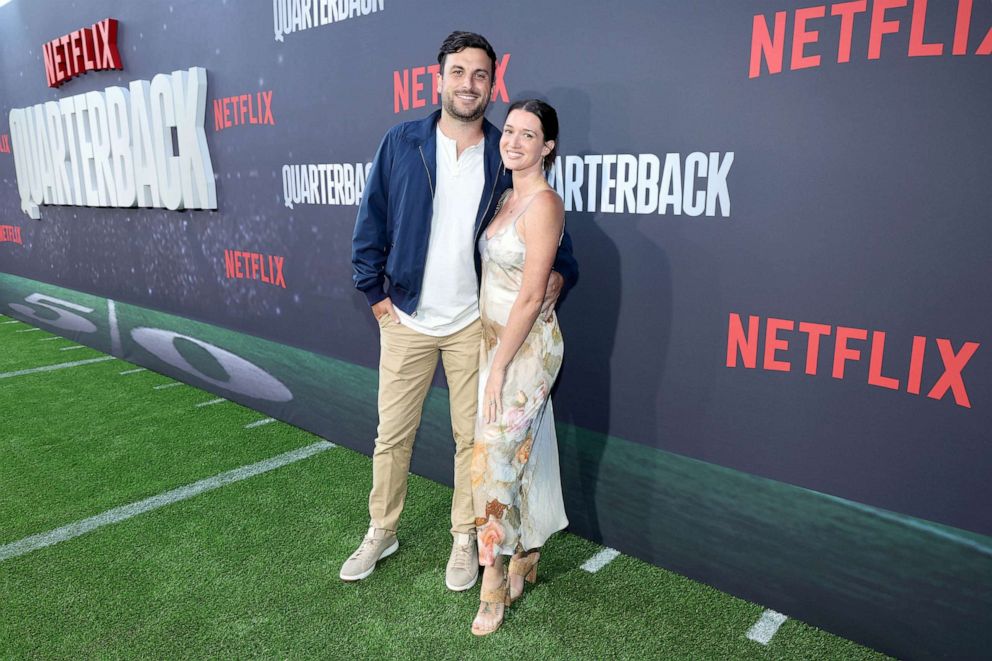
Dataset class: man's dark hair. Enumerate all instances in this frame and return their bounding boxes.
[437,31,497,80]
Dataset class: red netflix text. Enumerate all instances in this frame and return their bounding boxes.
[726,313,981,408]
[0,225,23,244]
[42,18,123,88]
[0,134,10,154]
[749,0,992,78]
[394,53,511,114]
[224,250,286,288]
[213,91,275,132]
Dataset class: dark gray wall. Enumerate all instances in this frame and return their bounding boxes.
[2,2,990,657]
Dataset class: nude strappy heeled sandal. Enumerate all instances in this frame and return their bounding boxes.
[471,566,511,636]
[508,551,540,604]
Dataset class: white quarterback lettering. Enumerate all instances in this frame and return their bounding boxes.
[8,67,217,219]
[273,0,385,42]
[548,152,734,218]
[282,162,372,209]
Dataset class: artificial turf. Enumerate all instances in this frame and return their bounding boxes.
[0,314,890,659]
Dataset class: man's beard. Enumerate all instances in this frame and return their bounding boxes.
[442,92,488,122]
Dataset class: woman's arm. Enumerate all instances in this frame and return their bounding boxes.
[483,189,565,422]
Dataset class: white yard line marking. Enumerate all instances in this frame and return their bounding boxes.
[39,336,61,342]
[196,398,226,408]
[0,441,335,563]
[747,609,788,645]
[245,418,276,429]
[59,345,87,351]
[0,357,115,380]
[119,368,146,375]
[153,382,183,390]
[15,327,42,333]
[2,320,20,325]
[107,299,122,357]
[581,547,620,573]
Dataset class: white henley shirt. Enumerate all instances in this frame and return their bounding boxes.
[394,127,485,336]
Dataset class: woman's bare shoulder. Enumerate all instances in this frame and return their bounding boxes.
[529,188,564,221]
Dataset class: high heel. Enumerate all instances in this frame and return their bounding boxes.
[472,564,510,636]
[508,551,540,603]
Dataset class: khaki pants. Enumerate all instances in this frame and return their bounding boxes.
[369,314,481,535]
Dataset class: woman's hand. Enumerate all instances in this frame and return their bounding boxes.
[483,368,506,424]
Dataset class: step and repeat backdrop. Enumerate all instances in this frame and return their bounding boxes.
[1,1,990,656]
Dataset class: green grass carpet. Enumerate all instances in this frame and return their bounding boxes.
[0,314,889,659]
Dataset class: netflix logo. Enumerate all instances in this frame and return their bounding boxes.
[42,18,123,88]
[224,250,287,289]
[749,0,992,78]
[0,134,10,154]
[394,54,511,114]
[213,91,275,132]
[726,313,981,409]
[0,225,23,244]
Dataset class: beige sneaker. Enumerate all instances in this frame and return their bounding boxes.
[339,527,399,581]
[445,532,479,591]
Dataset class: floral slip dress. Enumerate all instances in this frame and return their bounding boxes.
[472,192,568,565]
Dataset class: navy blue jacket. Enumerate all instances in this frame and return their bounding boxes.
[352,110,578,315]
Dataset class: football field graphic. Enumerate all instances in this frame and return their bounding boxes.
[1,271,989,658]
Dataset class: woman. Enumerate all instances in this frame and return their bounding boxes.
[470,99,568,636]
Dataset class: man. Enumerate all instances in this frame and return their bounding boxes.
[345,31,578,590]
